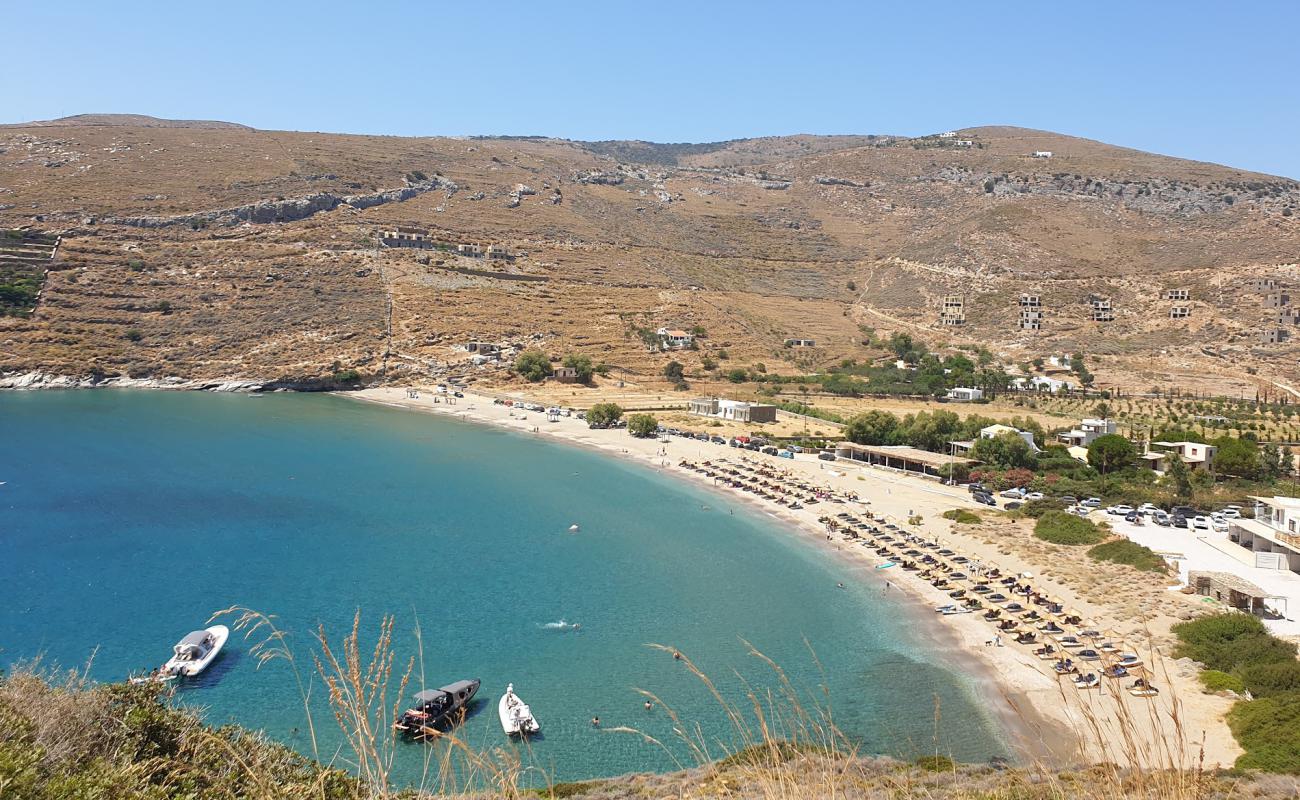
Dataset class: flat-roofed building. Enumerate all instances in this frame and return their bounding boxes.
[1227,497,1300,575]
[1058,417,1117,448]
[687,397,777,424]
[1140,441,1217,474]
[834,442,977,478]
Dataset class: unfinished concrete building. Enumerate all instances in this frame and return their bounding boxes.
[1262,329,1289,344]
[1165,288,1189,301]
[940,295,965,326]
[1090,297,1114,322]
[1264,292,1291,309]
[1253,277,1279,293]
[1170,306,1191,319]
[1018,294,1043,330]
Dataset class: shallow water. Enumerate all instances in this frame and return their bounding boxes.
[0,390,1009,783]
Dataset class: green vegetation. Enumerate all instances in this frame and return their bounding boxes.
[1033,511,1105,545]
[627,413,658,438]
[331,368,361,384]
[969,431,1036,469]
[0,669,363,799]
[1201,669,1246,694]
[586,402,623,428]
[913,754,955,772]
[562,353,594,384]
[1086,539,1168,572]
[1174,613,1300,772]
[663,360,686,389]
[942,509,981,525]
[514,349,551,382]
[774,401,845,425]
[1086,433,1136,474]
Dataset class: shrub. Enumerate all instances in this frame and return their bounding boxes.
[1227,690,1300,773]
[1086,539,1168,573]
[1238,661,1300,698]
[914,754,954,772]
[1200,670,1245,694]
[1020,498,1068,518]
[1033,511,1105,545]
[124,329,143,342]
[331,368,361,384]
[941,509,981,525]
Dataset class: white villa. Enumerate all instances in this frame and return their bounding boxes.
[1032,150,1053,158]
[656,327,694,350]
[946,387,984,402]
[1229,497,1300,575]
[1014,375,1073,393]
[1058,418,1117,448]
[1140,441,1218,474]
[950,423,1041,456]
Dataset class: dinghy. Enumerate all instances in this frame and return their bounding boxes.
[498,683,540,736]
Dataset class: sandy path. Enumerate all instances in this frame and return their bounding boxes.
[346,386,1238,769]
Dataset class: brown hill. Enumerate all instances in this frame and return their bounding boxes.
[0,121,1296,392]
[1,113,252,130]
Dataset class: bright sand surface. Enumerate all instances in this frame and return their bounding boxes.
[351,386,1242,770]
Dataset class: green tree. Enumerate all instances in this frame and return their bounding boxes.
[726,368,749,383]
[1160,453,1195,500]
[514,349,551,382]
[627,413,658,437]
[970,432,1037,470]
[845,409,900,445]
[1212,436,1261,480]
[562,353,594,383]
[587,402,623,428]
[1087,434,1136,475]
[663,361,685,381]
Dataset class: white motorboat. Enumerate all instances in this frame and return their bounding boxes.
[498,683,540,736]
[153,625,229,680]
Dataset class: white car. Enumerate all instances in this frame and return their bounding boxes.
[1082,497,1103,508]
[1212,519,1229,532]
[1191,516,1212,531]
[1024,492,1045,501]
[1106,505,1135,516]
[1136,503,1160,516]
[1000,489,1025,499]
[1220,508,1241,519]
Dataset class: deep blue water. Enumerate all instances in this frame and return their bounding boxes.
[0,390,1009,784]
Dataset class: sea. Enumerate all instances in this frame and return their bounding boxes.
[0,390,1011,786]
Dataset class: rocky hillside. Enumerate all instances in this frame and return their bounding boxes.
[0,119,1296,391]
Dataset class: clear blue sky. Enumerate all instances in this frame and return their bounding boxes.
[6,0,1299,178]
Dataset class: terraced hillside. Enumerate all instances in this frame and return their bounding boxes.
[0,117,1296,391]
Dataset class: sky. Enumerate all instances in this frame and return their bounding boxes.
[5,0,1299,178]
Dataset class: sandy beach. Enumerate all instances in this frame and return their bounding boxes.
[347,386,1240,769]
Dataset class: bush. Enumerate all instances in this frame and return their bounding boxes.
[1227,690,1300,772]
[331,368,361,384]
[1172,614,1295,675]
[1019,498,1068,518]
[1086,539,1168,572]
[914,754,954,772]
[1033,511,1105,545]
[941,509,981,525]
[726,368,748,383]
[1200,670,1246,694]
[1238,661,1300,698]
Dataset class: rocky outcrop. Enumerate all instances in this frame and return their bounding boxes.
[813,175,867,187]
[0,371,370,392]
[100,177,457,229]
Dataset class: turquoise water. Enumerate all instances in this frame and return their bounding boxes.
[0,390,1009,783]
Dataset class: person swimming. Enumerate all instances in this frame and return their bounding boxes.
[541,620,581,631]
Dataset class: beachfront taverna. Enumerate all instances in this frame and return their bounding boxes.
[1228,496,1300,575]
[687,398,777,424]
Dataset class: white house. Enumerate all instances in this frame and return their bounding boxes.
[938,131,957,138]
[954,139,974,148]
[946,387,984,402]
[1014,375,1073,393]
[1140,441,1217,474]
[950,423,1041,456]
[687,397,777,424]
[656,327,694,350]
[1032,150,1053,158]
[1228,496,1300,574]
[1057,418,1117,448]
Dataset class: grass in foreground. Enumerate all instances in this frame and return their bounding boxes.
[1034,510,1106,545]
[1088,539,1169,573]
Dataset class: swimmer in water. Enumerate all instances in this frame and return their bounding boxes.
[591,716,600,727]
[837,582,845,589]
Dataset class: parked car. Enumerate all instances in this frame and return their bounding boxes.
[1060,495,1078,505]
[1082,497,1103,508]
[1191,516,1212,531]
[974,494,997,507]
[1171,515,1189,529]
[1106,505,1135,516]
[1000,489,1024,499]
[968,483,987,495]
[710,435,726,444]
[1152,511,1171,526]
[1136,503,1160,516]
[1005,501,1023,511]
[817,452,837,462]
[761,446,779,456]
[1125,512,1140,523]
[1220,508,1241,519]
[1212,518,1229,532]
[778,450,795,459]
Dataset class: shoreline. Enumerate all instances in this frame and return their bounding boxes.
[343,387,1086,766]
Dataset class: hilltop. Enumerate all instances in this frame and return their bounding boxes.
[0,118,1296,393]
[0,113,253,129]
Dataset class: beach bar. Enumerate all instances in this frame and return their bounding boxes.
[834,442,976,478]
[1187,571,1286,618]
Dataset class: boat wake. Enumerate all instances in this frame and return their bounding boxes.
[539,619,582,632]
